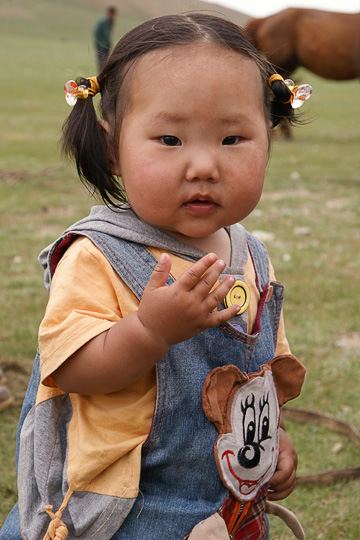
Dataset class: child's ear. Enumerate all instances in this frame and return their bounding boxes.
[98,119,121,176]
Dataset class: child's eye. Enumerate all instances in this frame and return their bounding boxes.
[160,136,182,146]
[222,136,241,145]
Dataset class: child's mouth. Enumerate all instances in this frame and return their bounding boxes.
[183,198,218,215]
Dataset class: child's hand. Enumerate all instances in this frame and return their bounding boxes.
[137,252,240,349]
[268,428,298,501]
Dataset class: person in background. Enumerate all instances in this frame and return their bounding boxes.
[93,6,117,71]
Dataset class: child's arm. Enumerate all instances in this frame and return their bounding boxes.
[53,252,239,395]
[268,421,298,501]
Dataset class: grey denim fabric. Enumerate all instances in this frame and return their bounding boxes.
[17,384,136,540]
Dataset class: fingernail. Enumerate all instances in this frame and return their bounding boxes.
[159,254,167,264]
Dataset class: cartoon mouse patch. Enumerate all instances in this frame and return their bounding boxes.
[202,354,306,502]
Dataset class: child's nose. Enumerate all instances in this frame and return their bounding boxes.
[185,150,220,183]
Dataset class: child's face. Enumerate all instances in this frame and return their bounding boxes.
[116,43,269,241]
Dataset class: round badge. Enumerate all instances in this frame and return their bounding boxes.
[224,280,250,315]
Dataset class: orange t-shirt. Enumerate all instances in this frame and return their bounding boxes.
[36,236,290,496]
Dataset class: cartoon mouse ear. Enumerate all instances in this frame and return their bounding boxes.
[269,354,306,406]
[202,365,248,433]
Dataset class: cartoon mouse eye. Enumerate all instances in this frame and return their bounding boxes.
[241,394,256,444]
[258,394,271,443]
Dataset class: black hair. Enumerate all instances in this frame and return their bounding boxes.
[61,13,296,205]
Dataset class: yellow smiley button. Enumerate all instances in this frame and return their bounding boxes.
[224,280,250,315]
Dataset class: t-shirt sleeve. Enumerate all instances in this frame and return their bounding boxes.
[39,236,136,387]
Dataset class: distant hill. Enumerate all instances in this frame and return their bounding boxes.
[0,0,249,44]
[87,0,249,27]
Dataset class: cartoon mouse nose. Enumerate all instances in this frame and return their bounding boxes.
[237,443,261,469]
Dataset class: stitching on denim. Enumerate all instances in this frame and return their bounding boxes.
[245,339,255,373]
[90,233,145,297]
[247,234,269,288]
[142,365,161,450]
[128,242,158,272]
[87,496,132,539]
[127,242,175,285]
[89,233,175,297]
[220,324,255,344]
[219,325,257,373]
[43,395,69,489]
[143,356,167,451]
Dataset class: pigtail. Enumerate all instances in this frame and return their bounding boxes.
[268,76,297,129]
[61,77,126,206]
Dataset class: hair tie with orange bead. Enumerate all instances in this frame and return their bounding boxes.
[268,73,313,109]
[64,76,100,106]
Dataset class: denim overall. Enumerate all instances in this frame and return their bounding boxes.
[0,230,283,540]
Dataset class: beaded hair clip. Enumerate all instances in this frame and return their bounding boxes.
[64,77,100,106]
[269,74,312,108]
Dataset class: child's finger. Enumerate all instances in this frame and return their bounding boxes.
[177,253,222,291]
[268,468,296,500]
[146,253,172,290]
[205,275,236,311]
[206,303,241,326]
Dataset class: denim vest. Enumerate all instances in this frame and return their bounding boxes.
[0,231,283,540]
[79,231,283,539]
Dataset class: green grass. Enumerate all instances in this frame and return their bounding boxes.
[1,1,360,537]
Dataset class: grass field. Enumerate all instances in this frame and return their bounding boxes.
[1,1,360,538]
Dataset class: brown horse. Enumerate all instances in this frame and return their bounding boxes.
[245,8,360,80]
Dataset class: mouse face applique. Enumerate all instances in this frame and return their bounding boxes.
[202,354,306,502]
[217,370,279,500]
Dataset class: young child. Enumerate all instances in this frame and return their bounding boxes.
[0,13,311,540]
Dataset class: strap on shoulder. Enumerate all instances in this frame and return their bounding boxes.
[246,232,269,292]
[50,230,174,300]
